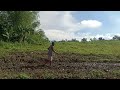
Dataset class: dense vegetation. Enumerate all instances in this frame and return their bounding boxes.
[0,11,49,44]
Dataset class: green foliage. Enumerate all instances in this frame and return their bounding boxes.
[71,39,79,42]
[98,37,105,40]
[81,38,87,42]
[0,11,48,43]
[26,31,49,45]
[113,35,120,40]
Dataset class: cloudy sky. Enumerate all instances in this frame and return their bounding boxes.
[39,11,120,41]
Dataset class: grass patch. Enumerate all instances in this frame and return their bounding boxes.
[16,73,31,79]
[1,40,120,57]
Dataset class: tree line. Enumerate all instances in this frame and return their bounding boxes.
[58,35,120,42]
[0,11,49,44]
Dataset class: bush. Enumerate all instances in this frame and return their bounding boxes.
[81,38,87,42]
[25,33,49,45]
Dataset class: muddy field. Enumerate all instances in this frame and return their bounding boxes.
[0,51,120,79]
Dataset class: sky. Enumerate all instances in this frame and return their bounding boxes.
[39,11,120,41]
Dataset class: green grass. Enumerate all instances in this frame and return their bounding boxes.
[55,40,120,56]
[0,41,50,57]
[1,40,120,57]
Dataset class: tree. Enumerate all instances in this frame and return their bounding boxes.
[93,37,97,41]
[0,11,16,42]
[71,38,79,42]
[113,35,120,40]
[0,11,41,42]
[8,11,40,42]
[98,37,104,40]
[90,38,93,41]
[81,38,87,42]
[0,11,49,44]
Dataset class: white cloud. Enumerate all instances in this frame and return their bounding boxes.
[39,11,103,41]
[44,30,116,41]
[44,30,75,41]
[81,20,102,28]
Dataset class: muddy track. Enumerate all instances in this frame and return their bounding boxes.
[0,51,120,79]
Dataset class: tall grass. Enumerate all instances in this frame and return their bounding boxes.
[1,40,120,57]
[0,41,50,57]
[55,40,120,56]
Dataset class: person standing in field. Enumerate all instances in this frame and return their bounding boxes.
[44,42,57,66]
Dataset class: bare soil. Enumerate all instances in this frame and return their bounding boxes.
[0,51,120,79]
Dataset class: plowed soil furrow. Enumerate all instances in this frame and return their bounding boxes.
[0,52,120,79]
